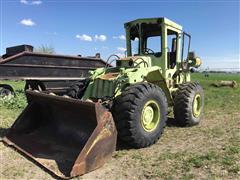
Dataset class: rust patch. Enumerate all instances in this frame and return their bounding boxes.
[119,56,142,61]
[100,73,119,80]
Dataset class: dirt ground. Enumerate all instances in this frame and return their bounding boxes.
[1,111,239,180]
[79,112,240,180]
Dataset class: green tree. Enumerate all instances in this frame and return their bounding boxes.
[34,45,55,54]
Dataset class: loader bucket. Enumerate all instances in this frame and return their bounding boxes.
[3,90,117,179]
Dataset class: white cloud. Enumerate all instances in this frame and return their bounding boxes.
[136,37,139,41]
[76,34,92,42]
[31,1,42,5]
[94,35,107,42]
[117,47,127,52]
[20,0,28,4]
[113,35,126,40]
[20,0,42,5]
[20,19,36,26]
[115,53,125,58]
[75,34,107,42]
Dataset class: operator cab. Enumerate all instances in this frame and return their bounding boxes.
[124,17,191,70]
[112,18,194,73]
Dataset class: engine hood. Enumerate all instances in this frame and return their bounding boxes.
[117,56,152,68]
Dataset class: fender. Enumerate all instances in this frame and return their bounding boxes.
[145,69,173,106]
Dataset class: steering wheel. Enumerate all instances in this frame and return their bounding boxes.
[105,54,120,68]
[143,48,155,55]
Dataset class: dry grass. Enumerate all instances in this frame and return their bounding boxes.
[0,73,240,179]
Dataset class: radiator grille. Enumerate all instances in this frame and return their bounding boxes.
[90,79,115,98]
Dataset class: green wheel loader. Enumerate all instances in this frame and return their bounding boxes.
[3,17,204,178]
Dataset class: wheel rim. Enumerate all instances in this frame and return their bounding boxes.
[193,94,202,118]
[141,100,160,132]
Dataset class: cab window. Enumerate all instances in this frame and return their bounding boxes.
[142,23,162,57]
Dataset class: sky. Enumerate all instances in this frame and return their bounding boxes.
[0,0,239,71]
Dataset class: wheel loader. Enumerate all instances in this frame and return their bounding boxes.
[3,17,204,179]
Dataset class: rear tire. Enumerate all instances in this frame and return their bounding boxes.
[173,82,204,126]
[112,83,168,148]
[0,84,14,97]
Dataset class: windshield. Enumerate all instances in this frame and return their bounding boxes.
[129,23,162,57]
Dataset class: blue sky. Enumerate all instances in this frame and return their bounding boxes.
[1,0,239,70]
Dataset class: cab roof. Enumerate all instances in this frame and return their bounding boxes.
[124,17,182,31]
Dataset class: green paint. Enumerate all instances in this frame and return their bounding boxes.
[82,17,202,108]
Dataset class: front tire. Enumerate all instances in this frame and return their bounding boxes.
[112,83,168,148]
[173,82,204,126]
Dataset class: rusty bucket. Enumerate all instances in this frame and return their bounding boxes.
[3,90,117,179]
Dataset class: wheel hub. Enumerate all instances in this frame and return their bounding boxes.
[193,94,202,118]
[142,106,154,125]
[141,100,160,132]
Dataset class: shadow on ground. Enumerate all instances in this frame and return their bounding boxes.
[166,117,180,127]
[0,127,9,140]
[116,117,181,150]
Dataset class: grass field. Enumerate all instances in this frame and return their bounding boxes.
[0,73,240,179]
